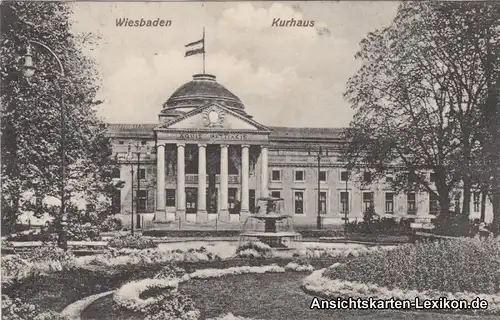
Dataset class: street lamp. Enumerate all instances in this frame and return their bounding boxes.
[23,40,67,250]
[309,146,329,229]
[127,141,151,232]
[344,170,349,243]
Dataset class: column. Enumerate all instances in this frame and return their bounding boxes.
[240,145,250,221]
[176,143,186,220]
[197,144,208,222]
[156,144,166,221]
[219,144,229,221]
[260,146,269,197]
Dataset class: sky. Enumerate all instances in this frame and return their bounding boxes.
[71,1,399,128]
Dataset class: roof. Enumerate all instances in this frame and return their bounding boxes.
[164,74,244,110]
[106,123,345,142]
[269,126,344,140]
[106,123,156,138]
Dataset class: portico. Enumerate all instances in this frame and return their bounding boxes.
[108,72,496,227]
[154,102,271,223]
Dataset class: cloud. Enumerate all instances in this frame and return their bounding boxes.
[218,3,328,39]
[72,1,398,128]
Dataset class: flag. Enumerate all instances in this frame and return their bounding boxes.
[185,37,204,57]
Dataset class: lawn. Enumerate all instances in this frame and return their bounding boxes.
[82,272,495,320]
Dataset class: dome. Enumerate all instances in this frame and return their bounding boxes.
[163,74,246,113]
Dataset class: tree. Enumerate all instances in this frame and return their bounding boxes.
[342,2,500,220]
[0,2,115,240]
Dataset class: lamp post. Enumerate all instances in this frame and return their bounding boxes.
[23,40,67,250]
[127,141,151,231]
[309,146,329,229]
[125,150,135,235]
[344,170,349,242]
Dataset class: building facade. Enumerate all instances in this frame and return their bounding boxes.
[107,73,494,225]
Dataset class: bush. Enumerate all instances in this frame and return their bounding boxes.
[2,295,68,320]
[433,213,476,237]
[346,217,413,235]
[108,234,156,250]
[100,216,123,232]
[324,238,500,294]
[66,222,101,241]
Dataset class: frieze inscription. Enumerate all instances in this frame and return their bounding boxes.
[178,132,249,140]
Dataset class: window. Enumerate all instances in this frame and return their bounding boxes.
[294,170,305,181]
[112,190,121,214]
[111,167,120,179]
[362,192,374,212]
[271,169,281,181]
[340,191,349,213]
[386,170,394,183]
[340,171,349,182]
[454,193,461,214]
[319,191,327,214]
[271,190,281,199]
[407,192,416,214]
[137,190,147,213]
[429,192,439,215]
[363,172,372,183]
[294,191,304,214]
[385,192,394,213]
[139,168,146,179]
[473,192,480,213]
[185,188,197,213]
[166,189,175,207]
[319,170,327,182]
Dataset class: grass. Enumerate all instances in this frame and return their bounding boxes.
[3,258,333,314]
[83,272,496,320]
[325,238,500,294]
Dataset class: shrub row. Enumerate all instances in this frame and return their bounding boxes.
[324,238,500,294]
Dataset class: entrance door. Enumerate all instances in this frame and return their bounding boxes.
[207,188,218,213]
[186,188,197,213]
[229,188,238,214]
[249,189,256,213]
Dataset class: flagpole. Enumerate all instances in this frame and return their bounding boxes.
[202,27,206,74]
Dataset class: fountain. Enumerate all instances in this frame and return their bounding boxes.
[239,197,302,249]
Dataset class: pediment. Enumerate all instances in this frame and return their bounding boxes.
[160,103,270,131]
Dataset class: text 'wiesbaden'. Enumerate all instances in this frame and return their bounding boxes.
[116,18,172,27]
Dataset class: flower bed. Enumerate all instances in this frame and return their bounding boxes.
[324,238,500,294]
[303,267,500,315]
[113,264,286,319]
[78,245,223,268]
[284,262,314,272]
[114,278,181,312]
[302,238,500,315]
[297,244,394,260]
[1,246,75,285]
